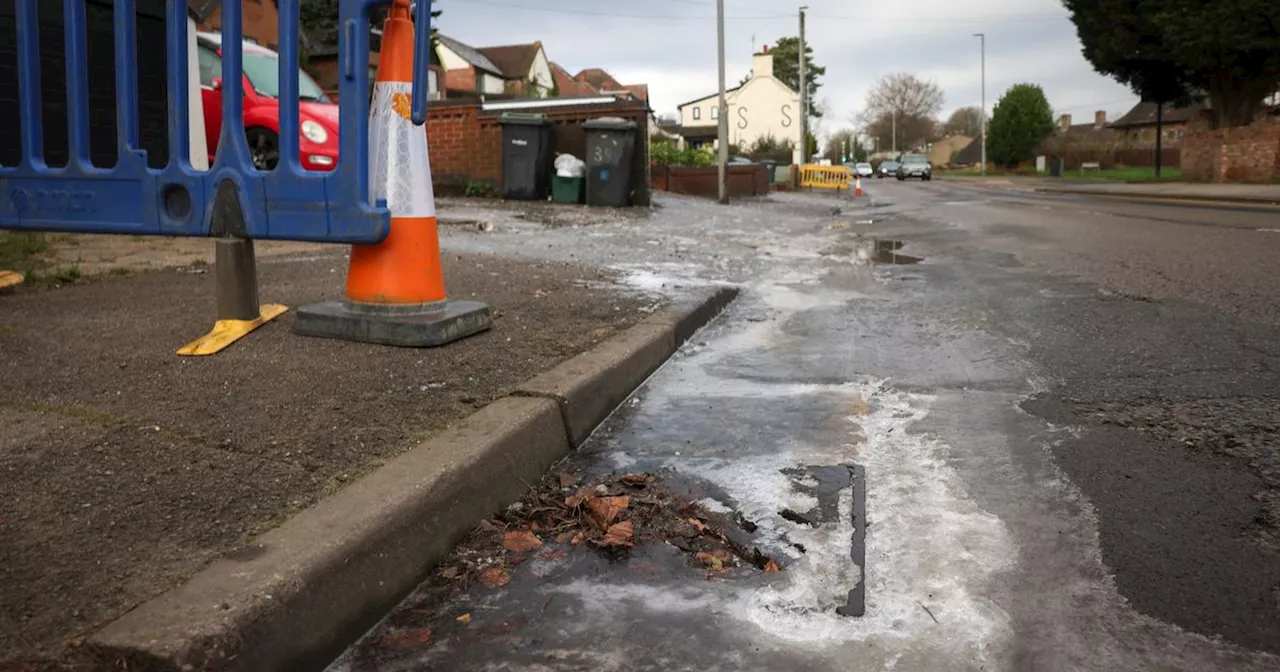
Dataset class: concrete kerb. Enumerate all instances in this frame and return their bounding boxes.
[514,285,741,447]
[1033,187,1280,207]
[86,285,740,671]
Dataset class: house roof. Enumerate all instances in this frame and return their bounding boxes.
[188,0,218,21]
[623,84,649,102]
[476,42,542,79]
[951,138,983,165]
[437,34,505,76]
[575,68,625,92]
[549,62,601,96]
[1110,101,1205,128]
[676,87,742,109]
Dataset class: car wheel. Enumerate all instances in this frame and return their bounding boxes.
[247,127,280,170]
[896,175,904,181]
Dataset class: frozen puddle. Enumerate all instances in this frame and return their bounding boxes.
[561,378,1017,667]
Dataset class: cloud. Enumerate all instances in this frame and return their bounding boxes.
[434,0,1138,129]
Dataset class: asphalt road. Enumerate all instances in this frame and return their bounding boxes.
[329,183,1280,671]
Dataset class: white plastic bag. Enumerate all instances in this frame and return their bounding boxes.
[554,153,586,178]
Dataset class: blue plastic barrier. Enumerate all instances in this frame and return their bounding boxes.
[0,0,434,244]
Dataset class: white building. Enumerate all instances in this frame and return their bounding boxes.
[675,47,800,156]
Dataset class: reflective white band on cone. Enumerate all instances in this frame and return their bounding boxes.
[369,81,436,219]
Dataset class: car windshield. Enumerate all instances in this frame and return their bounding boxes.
[242,51,329,102]
[902,155,928,164]
[856,163,872,169]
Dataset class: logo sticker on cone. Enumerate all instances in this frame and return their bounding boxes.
[293,0,492,347]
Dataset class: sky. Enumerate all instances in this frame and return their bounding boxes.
[435,0,1141,137]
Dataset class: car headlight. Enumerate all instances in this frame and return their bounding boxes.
[301,120,329,144]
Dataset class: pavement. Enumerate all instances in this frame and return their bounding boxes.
[0,247,655,665]
[938,174,1280,205]
[329,183,1280,671]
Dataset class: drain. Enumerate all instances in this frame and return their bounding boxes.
[781,464,868,617]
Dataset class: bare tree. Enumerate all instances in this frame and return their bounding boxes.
[944,106,983,137]
[859,112,938,154]
[865,73,945,120]
[859,73,945,153]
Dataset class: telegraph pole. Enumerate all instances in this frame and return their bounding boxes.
[974,32,986,174]
[716,0,728,203]
[891,110,896,154]
[798,6,808,164]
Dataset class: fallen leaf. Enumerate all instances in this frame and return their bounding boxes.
[685,517,706,532]
[570,532,584,546]
[558,473,577,487]
[456,613,472,625]
[587,496,630,528]
[564,488,592,508]
[764,559,781,573]
[621,473,651,486]
[502,530,543,552]
[554,531,574,544]
[438,566,459,579]
[538,547,567,562]
[381,627,432,647]
[695,549,733,572]
[479,566,511,588]
[597,520,635,548]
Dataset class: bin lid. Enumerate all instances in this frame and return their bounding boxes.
[500,112,551,126]
[584,116,637,131]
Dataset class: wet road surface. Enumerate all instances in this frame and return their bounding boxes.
[329,181,1280,671]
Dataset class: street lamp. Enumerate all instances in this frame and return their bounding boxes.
[973,33,986,174]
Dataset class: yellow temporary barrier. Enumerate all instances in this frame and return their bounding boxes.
[800,164,853,191]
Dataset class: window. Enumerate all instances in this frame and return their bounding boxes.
[197,46,221,87]
[692,107,701,120]
[711,106,719,120]
[241,51,329,101]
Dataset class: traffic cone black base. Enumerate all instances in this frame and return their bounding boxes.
[294,299,491,348]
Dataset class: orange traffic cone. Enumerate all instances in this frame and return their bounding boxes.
[854,175,862,198]
[294,0,490,347]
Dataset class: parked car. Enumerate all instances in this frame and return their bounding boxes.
[878,161,900,178]
[196,33,339,171]
[852,162,874,178]
[896,154,932,181]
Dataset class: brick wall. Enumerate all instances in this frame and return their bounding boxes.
[426,103,502,187]
[426,99,652,205]
[444,68,476,92]
[1182,120,1280,183]
[198,0,280,49]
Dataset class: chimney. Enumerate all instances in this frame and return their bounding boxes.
[753,49,773,79]
[1059,113,1072,132]
[1094,110,1107,128]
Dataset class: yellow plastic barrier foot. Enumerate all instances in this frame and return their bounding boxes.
[0,270,25,289]
[177,303,288,356]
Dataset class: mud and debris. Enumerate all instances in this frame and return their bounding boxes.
[435,471,783,589]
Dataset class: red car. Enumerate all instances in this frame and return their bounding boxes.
[195,32,339,171]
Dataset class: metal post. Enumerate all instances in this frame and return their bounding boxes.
[716,0,728,204]
[215,238,261,321]
[974,33,986,174]
[891,110,896,154]
[799,6,808,164]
